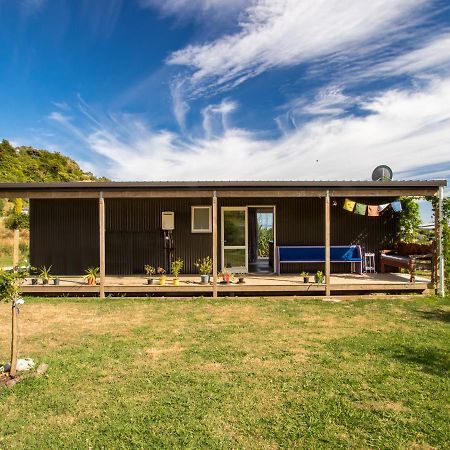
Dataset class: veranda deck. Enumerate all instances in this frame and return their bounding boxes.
[21,273,433,296]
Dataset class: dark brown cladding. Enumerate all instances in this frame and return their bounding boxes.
[30,196,398,276]
[30,199,99,274]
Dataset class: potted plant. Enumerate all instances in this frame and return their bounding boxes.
[30,266,38,285]
[157,267,166,285]
[300,271,309,283]
[39,265,52,285]
[84,267,99,286]
[315,270,324,284]
[144,264,156,285]
[221,270,232,284]
[171,259,183,286]
[53,276,60,285]
[237,273,246,284]
[194,256,212,284]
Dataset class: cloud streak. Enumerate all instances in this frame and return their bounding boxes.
[166,0,431,96]
[46,77,450,184]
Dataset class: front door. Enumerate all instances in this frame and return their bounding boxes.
[221,207,248,273]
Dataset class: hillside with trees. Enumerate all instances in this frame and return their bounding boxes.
[0,139,106,182]
[0,139,107,267]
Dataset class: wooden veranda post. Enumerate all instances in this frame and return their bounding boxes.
[325,190,331,296]
[99,193,106,298]
[212,192,218,297]
[437,186,445,297]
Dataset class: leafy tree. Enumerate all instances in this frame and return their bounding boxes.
[425,195,450,291]
[0,139,108,182]
[5,198,29,230]
[398,197,422,243]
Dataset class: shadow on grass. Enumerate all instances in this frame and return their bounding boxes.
[414,308,450,323]
[391,346,450,377]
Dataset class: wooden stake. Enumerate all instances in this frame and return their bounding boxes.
[99,194,106,299]
[325,190,331,297]
[10,299,18,378]
[12,229,19,270]
[212,192,218,298]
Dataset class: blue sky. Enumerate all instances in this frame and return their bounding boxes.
[0,0,449,198]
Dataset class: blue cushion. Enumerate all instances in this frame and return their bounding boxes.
[278,246,361,263]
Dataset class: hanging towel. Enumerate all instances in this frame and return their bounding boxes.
[391,201,402,212]
[343,199,356,212]
[354,203,367,215]
[368,205,380,216]
[378,203,389,212]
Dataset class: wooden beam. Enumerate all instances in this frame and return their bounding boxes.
[437,186,445,297]
[325,190,331,297]
[0,187,439,199]
[212,192,218,298]
[99,194,106,298]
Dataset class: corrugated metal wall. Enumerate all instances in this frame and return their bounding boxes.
[30,195,398,275]
[30,199,99,274]
[106,198,212,275]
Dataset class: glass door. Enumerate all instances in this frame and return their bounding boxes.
[221,207,248,273]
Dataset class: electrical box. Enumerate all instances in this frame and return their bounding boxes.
[162,211,175,230]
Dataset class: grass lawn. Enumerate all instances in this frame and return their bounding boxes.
[0,295,449,449]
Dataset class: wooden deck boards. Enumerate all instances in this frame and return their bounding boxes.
[21,273,432,296]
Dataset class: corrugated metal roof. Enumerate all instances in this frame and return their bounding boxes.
[0,179,446,191]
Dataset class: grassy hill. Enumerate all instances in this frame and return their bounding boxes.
[0,139,106,182]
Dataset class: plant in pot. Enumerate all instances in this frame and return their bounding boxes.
[53,276,60,285]
[314,270,324,284]
[171,259,184,286]
[237,273,246,284]
[30,266,38,285]
[39,265,52,285]
[157,267,166,285]
[221,270,232,284]
[84,267,99,286]
[144,264,156,285]
[194,256,212,284]
[300,271,309,283]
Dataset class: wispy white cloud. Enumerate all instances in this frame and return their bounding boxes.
[369,32,450,77]
[201,99,237,138]
[46,77,450,183]
[140,0,250,17]
[166,0,430,96]
[170,80,190,132]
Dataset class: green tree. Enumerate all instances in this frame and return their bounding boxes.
[398,197,422,243]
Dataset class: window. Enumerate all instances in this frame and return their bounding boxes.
[191,206,212,233]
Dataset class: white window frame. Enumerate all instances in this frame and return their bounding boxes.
[191,206,212,233]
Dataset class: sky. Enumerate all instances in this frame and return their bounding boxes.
[0,0,449,198]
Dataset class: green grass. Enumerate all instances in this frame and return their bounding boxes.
[1,295,449,449]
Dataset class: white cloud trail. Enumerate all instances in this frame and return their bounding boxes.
[48,77,450,183]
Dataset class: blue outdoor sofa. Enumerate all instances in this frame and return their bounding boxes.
[276,245,363,275]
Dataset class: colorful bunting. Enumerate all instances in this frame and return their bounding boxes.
[343,199,403,216]
[354,203,367,215]
[343,199,356,212]
[391,201,402,212]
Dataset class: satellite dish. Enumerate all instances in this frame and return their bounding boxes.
[372,165,393,181]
